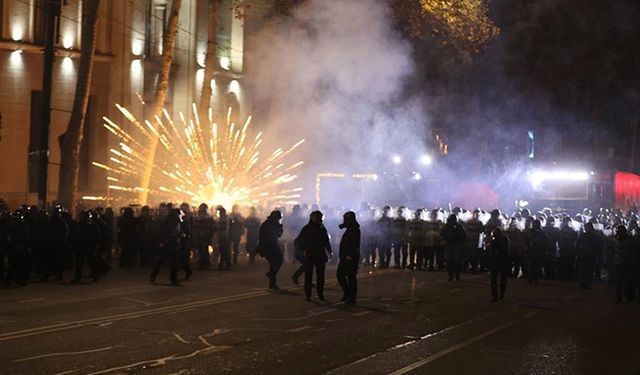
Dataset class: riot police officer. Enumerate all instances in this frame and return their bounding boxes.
[390,207,408,269]
[376,206,393,268]
[192,204,215,270]
[407,209,427,270]
[150,207,181,286]
[425,210,443,271]
[576,222,602,289]
[244,207,261,264]
[487,227,510,302]
[229,204,245,266]
[465,209,485,273]
[442,214,466,282]
[215,206,232,270]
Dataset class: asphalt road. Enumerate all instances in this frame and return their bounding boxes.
[1,257,639,375]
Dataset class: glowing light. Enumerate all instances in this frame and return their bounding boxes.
[420,154,432,166]
[62,34,74,49]
[352,173,379,181]
[229,80,240,94]
[414,172,422,181]
[528,170,589,189]
[195,68,204,86]
[95,103,304,207]
[131,38,144,56]
[10,49,23,65]
[392,155,402,165]
[131,59,143,77]
[11,24,24,41]
[62,56,74,74]
[82,196,108,201]
[220,56,231,70]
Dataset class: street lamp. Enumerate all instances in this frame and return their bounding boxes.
[420,154,432,166]
[392,155,402,165]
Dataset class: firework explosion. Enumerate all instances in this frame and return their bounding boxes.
[91,103,305,209]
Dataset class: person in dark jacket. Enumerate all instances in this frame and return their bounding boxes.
[527,219,549,285]
[487,227,510,302]
[229,204,245,265]
[192,204,215,270]
[4,210,31,286]
[215,206,232,270]
[244,207,261,264]
[576,222,602,289]
[117,207,137,269]
[258,210,284,289]
[337,211,360,304]
[42,206,69,281]
[150,208,181,286]
[442,214,466,282]
[297,211,333,301]
[376,206,393,268]
[71,211,100,284]
[611,225,636,303]
[178,203,193,280]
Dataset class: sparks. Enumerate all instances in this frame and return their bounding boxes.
[96,103,304,208]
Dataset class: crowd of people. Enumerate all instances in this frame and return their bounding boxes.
[1,197,639,304]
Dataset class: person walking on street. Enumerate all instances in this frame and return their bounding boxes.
[297,211,333,301]
[337,211,360,304]
[258,211,284,290]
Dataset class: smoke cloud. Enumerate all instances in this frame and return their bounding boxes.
[246,0,428,207]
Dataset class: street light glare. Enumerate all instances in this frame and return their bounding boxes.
[392,155,402,164]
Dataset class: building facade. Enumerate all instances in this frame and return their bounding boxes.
[0,0,246,209]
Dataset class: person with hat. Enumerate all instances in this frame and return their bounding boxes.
[258,210,284,290]
[297,210,332,301]
[337,211,360,304]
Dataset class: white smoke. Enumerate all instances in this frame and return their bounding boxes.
[246,0,426,204]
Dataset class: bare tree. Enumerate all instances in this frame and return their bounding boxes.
[138,0,182,205]
[198,0,222,120]
[57,0,101,213]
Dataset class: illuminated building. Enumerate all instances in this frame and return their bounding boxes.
[0,0,246,208]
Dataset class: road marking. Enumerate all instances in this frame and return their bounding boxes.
[13,346,113,362]
[388,310,541,375]
[19,298,45,303]
[352,311,372,317]
[0,269,394,342]
[99,322,112,327]
[287,325,313,333]
[86,345,232,375]
[255,308,338,322]
[0,290,267,341]
[173,333,190,344]
[119,297,152,306]
[447,288,461,293]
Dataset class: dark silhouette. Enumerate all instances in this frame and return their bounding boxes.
[337,211,360,304]
[297,211,332,301]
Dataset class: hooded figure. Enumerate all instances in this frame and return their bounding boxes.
[337,211,361,304]
[297,210,332,301]
[258,210,284,290]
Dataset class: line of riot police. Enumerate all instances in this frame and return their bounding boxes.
[0,200,112,287]
[3,196,640,304]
